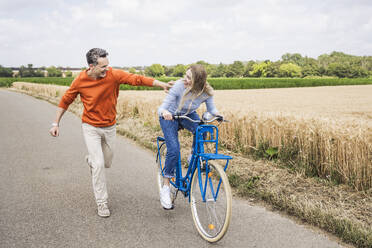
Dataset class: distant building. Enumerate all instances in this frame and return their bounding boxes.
[9,67,83,77]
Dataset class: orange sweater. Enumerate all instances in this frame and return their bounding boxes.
[58,67,154,127]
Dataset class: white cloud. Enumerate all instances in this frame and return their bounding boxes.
[0,0,371,67]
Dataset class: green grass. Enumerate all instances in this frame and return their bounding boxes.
[0,78,18,87]
[1,76,372,90]
[207,77,372,89]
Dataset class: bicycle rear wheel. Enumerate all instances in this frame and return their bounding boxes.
[190,161,232,242]
[156,143,177,204]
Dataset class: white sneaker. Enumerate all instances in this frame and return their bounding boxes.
[160,185,173,210]
[85,155,93,175]
[97,203,110,217]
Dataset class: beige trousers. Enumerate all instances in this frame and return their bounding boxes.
[82,123,116,205]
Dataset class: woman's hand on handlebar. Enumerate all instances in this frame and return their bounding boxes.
[162,110,173,120]
[215,114,224,122]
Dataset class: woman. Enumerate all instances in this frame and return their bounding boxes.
[157,64,220,209]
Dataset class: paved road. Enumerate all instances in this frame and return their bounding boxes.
[0,90,345,248]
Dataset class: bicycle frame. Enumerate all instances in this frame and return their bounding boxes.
[156,123,231,201]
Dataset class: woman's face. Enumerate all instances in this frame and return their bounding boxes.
[184,69,192,87]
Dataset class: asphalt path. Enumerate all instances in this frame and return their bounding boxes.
[0,90,345,248]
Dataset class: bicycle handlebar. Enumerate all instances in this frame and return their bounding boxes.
[173,114,227,123]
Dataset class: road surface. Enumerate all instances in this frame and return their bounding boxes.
[0,90,345,248]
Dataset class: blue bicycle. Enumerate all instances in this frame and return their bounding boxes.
[156,113,232,242]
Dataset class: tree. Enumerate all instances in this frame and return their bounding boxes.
[65,71,73,77]
[163,66,174,76]
[326,63,348,77]
[144,64,164,77]
[265,61,281,77]
[195,60,209,67]
[228,61,244,77]
[224,66,235,77]
[250,62,270,77]
[206,64,217,77]
[349,65,369,78]
[0,65,13,77]
[242,61,255,77]
[19,64,41,77]
[34,69,44,77]
[281,53,305,66]
[279,63,302,77]
[172,64,186,77]
[301,65,320,77]
[300,57,320,77]
[46,66,62,77]
[210,63,226,77]
[129,67,137,74]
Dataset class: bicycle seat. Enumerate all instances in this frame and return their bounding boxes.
[198,153,232,160]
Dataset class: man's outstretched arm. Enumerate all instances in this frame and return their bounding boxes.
[49,107,67,137]
[114,69,174,93]
[152,79,174,93]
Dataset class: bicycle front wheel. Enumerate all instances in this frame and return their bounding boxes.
[190,161,232,242]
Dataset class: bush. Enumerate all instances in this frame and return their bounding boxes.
[46,66,62,77]
[65,71,73,77]
[0,65,13,77]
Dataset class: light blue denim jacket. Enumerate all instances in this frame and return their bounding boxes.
[157,79,218,116]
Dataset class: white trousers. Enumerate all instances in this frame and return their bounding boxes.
[82,123,116,205]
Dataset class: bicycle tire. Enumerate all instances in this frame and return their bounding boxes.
[190,161,232,242]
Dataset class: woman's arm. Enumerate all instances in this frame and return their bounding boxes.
[157,80,183,116]
[205,96,219,116]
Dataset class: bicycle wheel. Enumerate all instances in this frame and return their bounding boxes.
[156,143,177,203]
[190,161,232,242]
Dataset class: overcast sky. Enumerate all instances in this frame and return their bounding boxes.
[0,0,371,67]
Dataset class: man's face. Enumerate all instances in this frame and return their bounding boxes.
[90,57,109,78]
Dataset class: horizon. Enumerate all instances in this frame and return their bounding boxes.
[3,50,372,69]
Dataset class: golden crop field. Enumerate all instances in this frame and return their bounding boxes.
[119,85,372,126]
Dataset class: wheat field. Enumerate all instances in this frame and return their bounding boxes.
[12,82,372,190]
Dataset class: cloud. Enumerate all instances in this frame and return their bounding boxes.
[0,0,371,67]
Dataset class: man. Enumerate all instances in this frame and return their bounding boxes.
[49,48,172,217]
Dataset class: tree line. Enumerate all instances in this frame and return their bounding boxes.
[1,51,371,78]
[141,52,371,78]
[0,64,73,77]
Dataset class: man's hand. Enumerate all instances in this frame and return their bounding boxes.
[162,110,173,120]
[153,80,174,93]
[49,125,59,137]
[50,108,66,137]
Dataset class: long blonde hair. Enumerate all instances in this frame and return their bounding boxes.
[177,64,214,114]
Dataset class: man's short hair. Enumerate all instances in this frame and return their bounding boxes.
[86,48,108,65]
